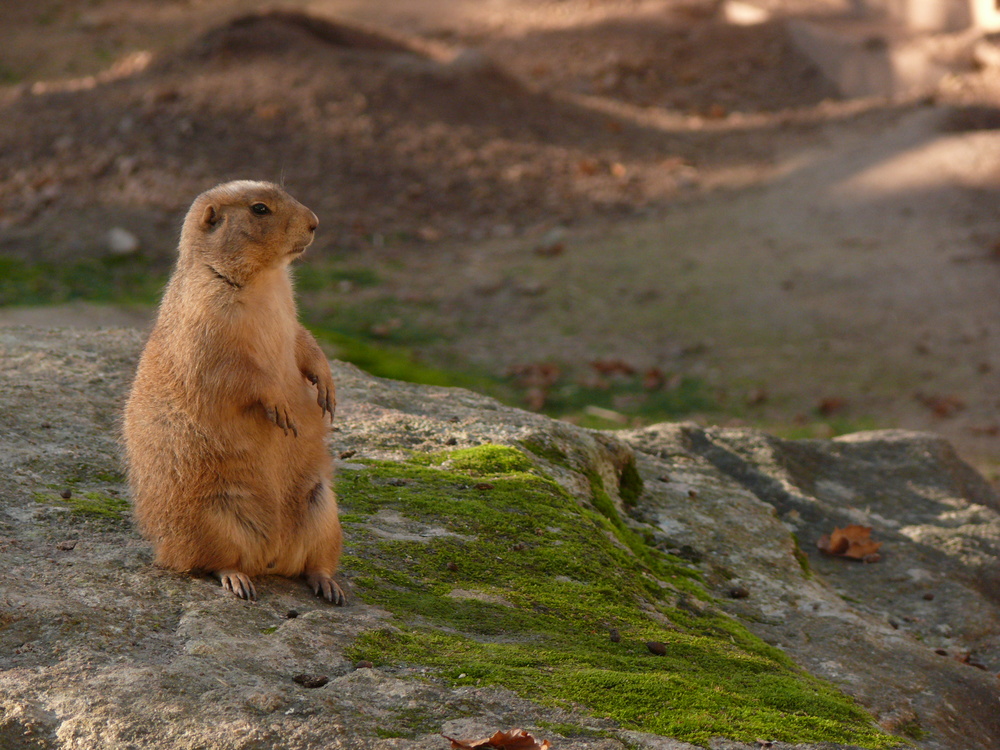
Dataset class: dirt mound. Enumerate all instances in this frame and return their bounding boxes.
[185,11,423,61]
[0,8,828,263]
[483,16,841,116]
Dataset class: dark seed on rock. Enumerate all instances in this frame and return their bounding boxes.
[292,673,329,688]
[445,437,458,446]
[446,561,459,572]
[646,641,667,656]
[609,628,621,643]
[285,609,299,619]
[59,489,72,499]
[355,660,373,669]
[923,592,935,601]
[338,450,356,459]
[935,649,948,656]
[728,586,750,599]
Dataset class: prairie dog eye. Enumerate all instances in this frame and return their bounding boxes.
[250,203,271,216]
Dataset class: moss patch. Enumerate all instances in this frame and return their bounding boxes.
[35,490,130,520]
[338,445,896,748]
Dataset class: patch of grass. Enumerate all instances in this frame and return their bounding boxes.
[294,263,380,292]
[339,446,896,748]
[0,256,165,308]
[546,375,716,423]
[309,327,506,395]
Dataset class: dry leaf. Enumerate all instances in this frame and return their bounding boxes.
[817,525,882,562]
[444,728,552,750]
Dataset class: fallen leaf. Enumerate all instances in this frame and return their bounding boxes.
[817,396,847,417]
[444,728,552,750]
[914,392,965,418]
[817,525,882,561]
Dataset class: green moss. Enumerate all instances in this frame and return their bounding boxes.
[35,490,130,520]
[443,444,535,476]
[338,447,896,748]
[618,457,644,508]
[791,534,813,579]
[520,438,570,468]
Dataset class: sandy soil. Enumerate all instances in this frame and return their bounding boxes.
[3,0,1000,473]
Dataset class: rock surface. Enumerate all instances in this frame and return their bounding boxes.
[1,327,999,749]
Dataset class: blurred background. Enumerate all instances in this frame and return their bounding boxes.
[3,0,1000,478]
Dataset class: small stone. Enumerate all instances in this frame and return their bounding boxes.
[646,641,667,656]
[935,649,948,656]
[387,478,409,486]
[338,450,356,460]
[285,609,299,619]
[292,674,328,689]
[56,540,77,551]
[445,437,458,446]
[446,561,459,572]
[609,628,621,643]
[657,474,671,483]
[888,618,899,629]
[355,660,373,669]
[728,585,750,599]
[923,592,935,601]
[59,489,72,499]
[40,422,51,429]
[687,488,698,498]
[106,227,140,256]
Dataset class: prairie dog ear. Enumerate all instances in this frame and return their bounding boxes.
[200,203,220,230]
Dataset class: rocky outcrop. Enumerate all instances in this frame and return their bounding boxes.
[1,328,999,750]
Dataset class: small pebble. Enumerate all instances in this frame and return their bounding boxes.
[728,585,750,599]
[338,450,356,459]
[646,640,667,656]
[446,561,459,572]
[285,609,299,619]
[923,592,935,601]
[56,540,78,551]
[888,618,899,630]
[609,628,621,643]
[445,437,458,446]
[292,674,329,688]
[387,478,409,486]
[355,660,373,669]
[687,488,698,498]
[40,422,51,429]
[657,474,671,483]
[934,649,948,656]
[59,489,72,499]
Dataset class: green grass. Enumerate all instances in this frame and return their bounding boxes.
[0,256,166,307]
[338,445,898,748]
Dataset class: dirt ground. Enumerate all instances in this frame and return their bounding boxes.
[4,0,1000,475]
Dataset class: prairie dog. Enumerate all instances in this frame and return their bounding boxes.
[123,180,344,603]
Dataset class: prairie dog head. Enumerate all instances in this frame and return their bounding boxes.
[180,180,319,287]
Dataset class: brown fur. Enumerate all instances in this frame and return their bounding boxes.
[123,180,344,603]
